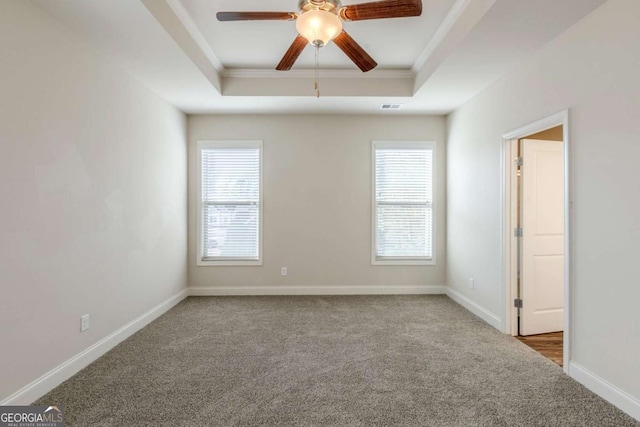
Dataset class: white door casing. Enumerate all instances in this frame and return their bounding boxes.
[520,139,564,336]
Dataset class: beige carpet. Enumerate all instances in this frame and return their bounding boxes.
[36,296,638,426]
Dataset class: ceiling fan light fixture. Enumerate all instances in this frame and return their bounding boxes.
[295,10,342,47]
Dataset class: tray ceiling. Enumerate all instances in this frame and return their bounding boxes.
[31,0,608,114]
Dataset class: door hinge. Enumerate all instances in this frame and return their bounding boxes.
[515,157,523,167]
[514,227,523,237]
[514,298,523,309]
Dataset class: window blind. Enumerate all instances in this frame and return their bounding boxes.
[201,146,260,261]
[374,145,433,260]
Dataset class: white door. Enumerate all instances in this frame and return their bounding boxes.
[520,139,564,336]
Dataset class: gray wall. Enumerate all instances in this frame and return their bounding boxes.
[188,115,446,291]
[447,0,640,407]
[0,0,188,401]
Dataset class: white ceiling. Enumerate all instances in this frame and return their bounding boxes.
[31,0,607,114]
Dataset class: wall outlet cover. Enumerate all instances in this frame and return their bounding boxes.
[81,314,90,332]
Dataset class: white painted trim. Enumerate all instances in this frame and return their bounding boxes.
[500,110,571,372]
[0,290,188,406]
[499,136,508,334]
[371,259,435,266]
[166,0,224,72]
[412,0,470,72]
[562,115,572,373]
[500,138,519,335]
[188,285,446,296]
[502,111,568,140]
[445,288,502,330]
[221,68,414,79]
[569,362,640,422]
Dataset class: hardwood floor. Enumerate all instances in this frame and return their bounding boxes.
[516,332,563,367]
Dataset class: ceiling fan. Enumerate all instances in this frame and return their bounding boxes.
[217,0,422,72]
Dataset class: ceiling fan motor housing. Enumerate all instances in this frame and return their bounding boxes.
[298,0,342,13]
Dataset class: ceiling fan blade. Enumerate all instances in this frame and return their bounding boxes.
[333,31,377,72]
[339,0,422,21]
[276,35,308,71]
[217,11,297,21]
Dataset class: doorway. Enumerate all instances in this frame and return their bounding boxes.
[501,111,571,372]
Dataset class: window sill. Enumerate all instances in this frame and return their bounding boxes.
[372,259,435,266]
[197,259,263,267]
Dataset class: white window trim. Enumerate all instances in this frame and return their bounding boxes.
[197,140,263,266]
[371,140,436,266]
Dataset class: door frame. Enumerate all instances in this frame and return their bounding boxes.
[500,110,571,372]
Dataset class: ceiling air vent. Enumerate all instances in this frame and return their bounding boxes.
[380,104,403,110]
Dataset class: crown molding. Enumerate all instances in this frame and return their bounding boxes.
[412,0,470,72]
[166,0,224,72]
[222,68,415,79]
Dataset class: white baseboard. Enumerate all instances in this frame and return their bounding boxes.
[188,285,446,296]
[0,289,188,406]
[445,287,502,330]
[569,362,640,422]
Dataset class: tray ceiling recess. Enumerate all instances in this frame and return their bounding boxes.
[30,0,609,112]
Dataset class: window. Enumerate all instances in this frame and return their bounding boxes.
[372,141,435,265]
[198,141,262,266]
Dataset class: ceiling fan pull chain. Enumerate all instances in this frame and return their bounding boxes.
[315,43,320,98]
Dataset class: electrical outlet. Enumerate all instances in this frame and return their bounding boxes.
[281,267,287,276]
[81,314,90,332]
[469,278,475,289]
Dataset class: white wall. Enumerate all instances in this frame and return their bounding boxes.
[0,0,187,402]
[447,0,640,413]
[188,115,446,292]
